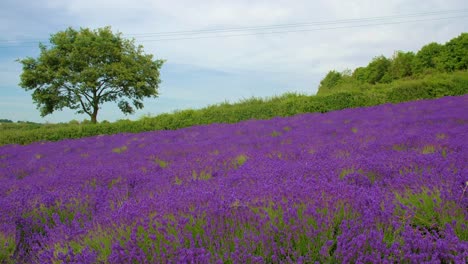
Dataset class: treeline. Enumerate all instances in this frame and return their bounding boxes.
[1,70,467,146]
[318,33,468,95]
[0,120,41,126]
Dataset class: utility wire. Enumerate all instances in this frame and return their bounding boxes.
[132,15,468,42]
[3,10,467,41]
[128,9,468,37]
[0,9,467,48]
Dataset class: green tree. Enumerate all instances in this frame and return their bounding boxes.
[389,51,415,79]
[319,70,343,91]
[365,56,392,84]
[351,56,392,84]
[436,33,468,72]
[412,42,443,74]
[352,67,368,83]
[18,26,164,123]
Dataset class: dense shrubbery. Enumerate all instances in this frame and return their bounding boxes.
[1,70,467,146]
[318,33,468,95]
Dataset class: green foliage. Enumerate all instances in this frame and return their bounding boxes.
[365,56,392,84]
[23,200,92,228]
[233,154,248,169]
[0,234,15,263]
[17,26,164,123]
[112,145,128,153]
[319,70,355,93]
[318,33,468,94]
[386,71,468,103]
[395,188,468,240]
[352,67,367,83]
[319,70,343,91]
[155,158,168,168]
[49,201,357,263]
[350,56,393,84]
[389,51,415,79]
[412,42,443,74]
[436,33,468,72]
[270,130,281,137]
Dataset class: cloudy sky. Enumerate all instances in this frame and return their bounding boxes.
[1,0,467,123]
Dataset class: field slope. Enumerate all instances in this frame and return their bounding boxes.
[1,70,467,146]
[1,95,467,263]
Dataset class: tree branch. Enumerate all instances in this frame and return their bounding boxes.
[81,91,93,104]
[78,97,91,116]
[96,79,108,93]
[61,83,75,94]
[99,89,120,99]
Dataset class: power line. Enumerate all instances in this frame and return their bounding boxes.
[132,15,468,42]
[0,9,467,48]
[128,9,468,37]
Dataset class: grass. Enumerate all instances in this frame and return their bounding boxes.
[234,154,248,168]
[154,158,168,168]
[112,145,128,153]
[394,187,468,241]
[0,234,15,263]
[192,170,212,181]
[24,197,361,263]
[421,145,436,154]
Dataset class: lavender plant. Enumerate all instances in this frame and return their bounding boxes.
[0,95,467,263]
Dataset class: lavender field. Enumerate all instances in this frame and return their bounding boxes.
[1,95,467,263]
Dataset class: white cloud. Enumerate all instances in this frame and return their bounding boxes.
[18,0,466,75]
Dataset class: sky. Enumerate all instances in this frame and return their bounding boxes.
[0,0,467,123]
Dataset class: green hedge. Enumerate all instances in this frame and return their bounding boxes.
[1,71,467,146]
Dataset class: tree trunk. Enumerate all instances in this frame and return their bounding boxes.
[91,106,98,124]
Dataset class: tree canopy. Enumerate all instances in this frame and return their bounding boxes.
[318,32,468,94]
[18,26,164,123]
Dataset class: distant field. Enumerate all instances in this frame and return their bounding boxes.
[1,95,467,263]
